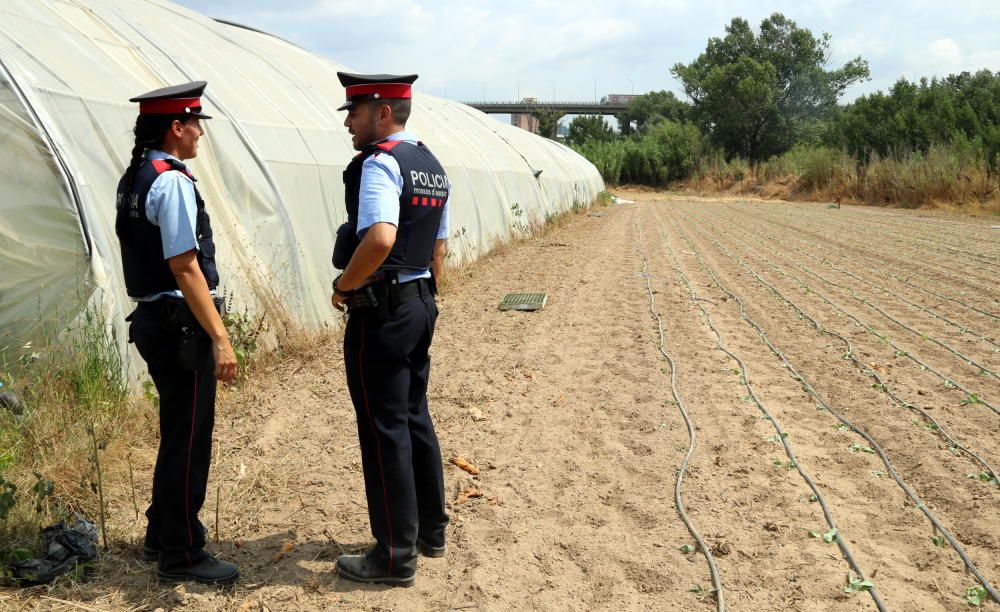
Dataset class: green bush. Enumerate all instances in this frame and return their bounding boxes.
[573,120,701,186]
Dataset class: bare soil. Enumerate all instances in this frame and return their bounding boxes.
[5,194,998,611]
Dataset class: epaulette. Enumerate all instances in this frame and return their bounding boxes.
[150,158,196,181]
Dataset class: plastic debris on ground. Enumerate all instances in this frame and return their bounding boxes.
[8,514,99,585]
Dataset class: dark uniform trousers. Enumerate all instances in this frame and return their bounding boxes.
[129,300,215,568]
[344,288,449,575]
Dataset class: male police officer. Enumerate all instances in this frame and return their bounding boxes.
[116,82,239,584]
[331,73,450,587]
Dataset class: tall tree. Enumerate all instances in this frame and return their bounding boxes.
[825,69,1000,169]
[533,109,562,139]
[567,115,616,146]
[615,90,689,136]
[672,13,869,160]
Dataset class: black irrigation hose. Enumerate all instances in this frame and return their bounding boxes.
[666,206,1000,607]
[685,209,1000,487]
[643,207,885,612]
[633,211,725,612]
[729,206,1000,318]
[747,206,1000,295]
[845,213,1000,257]
[724,209,1000,351]
[708,213,1000,417]
[720,209,1000,384]
[786,207,1000,270]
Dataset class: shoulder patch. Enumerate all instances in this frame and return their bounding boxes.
[151,158,195,181]
[376,140,403,152]
[150,159,172,174]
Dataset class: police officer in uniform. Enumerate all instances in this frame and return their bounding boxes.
[331,73,450,587]
[116,82,239,584]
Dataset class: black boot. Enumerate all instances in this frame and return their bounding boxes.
[416,537,446,558]
[336,552,415,587]
[156,555,239,585]
[142,523,209,562]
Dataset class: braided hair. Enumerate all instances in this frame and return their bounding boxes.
[120,113,194,194]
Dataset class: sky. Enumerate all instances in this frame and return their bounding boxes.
[171,0,999,105]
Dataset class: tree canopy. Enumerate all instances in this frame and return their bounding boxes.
[615,90,689,136]
[825,69,1000,169]
[671,13,869,160]
[567,115,616,146]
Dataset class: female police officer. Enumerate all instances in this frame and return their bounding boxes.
[116,81,239,584]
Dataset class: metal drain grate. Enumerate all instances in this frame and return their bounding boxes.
[499,292,547,311]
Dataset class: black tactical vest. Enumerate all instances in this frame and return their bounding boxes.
[333,139,449,271]
[115,157,220,298]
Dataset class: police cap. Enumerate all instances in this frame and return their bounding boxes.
[337,72,418,111]
[130,81,213,119]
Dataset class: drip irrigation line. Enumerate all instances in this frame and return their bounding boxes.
[683,209,999,486]
[722,209,999,351]
[665,207,1000,606]
[705,212,1000,417]
[779,207,1000,269]
[732,216,1000,348]
[744,203,998,284]
[841,212,1000,256]
[633,210,725,612]
[729,206,1000,312]
[644,207,885,612]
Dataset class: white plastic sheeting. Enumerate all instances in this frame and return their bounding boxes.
[0,0,603,365]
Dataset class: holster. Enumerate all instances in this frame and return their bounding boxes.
[163,297,225,370]
[332,222,359,270]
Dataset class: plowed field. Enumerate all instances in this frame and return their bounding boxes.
[11,194,999,611]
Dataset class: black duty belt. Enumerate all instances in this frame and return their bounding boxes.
[345,277,433,311]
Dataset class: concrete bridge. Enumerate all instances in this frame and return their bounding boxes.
[461,101,629,116]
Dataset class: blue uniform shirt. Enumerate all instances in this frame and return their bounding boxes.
[136,150,204,301]
[358,131,450,283]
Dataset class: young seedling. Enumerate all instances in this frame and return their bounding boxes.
[844,575,875,593]
[871,470,885,478]
[680,544,695,554]
[836,423,849,432]
[965,585,987,607]
[850,443,875,454]
[944,380,958,390]
[959,394,984,406]
[765,433,789,443]
[809,527,838,543]
[931,535,946,548]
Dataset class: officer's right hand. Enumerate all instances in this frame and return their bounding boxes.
[214,339,239,383]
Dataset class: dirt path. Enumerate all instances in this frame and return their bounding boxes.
[9,195,999,611]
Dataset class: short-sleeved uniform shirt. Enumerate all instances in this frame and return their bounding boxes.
[358,131,450,283]
[136,150,204,301]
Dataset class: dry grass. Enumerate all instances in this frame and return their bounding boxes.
[681,145,1000,215]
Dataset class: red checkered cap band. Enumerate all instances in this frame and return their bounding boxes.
[139,97,202,114]
[345,83,412,99]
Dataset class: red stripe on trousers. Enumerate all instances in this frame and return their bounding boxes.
[358,324,394,572]
[185,370,198,565]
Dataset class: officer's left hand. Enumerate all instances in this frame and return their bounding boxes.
[332,292,347,312]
